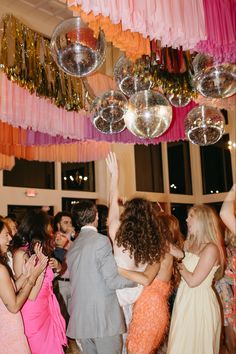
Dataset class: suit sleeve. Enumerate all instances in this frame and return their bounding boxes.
[96,236,136,290]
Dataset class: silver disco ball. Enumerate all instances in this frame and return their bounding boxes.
[168,93,191,107]
[114,55,153,97]
[124,90,172,139]
[50,17,106,77]
[91,90,128,124]
[184,105,225,145]
[192,53,236,98]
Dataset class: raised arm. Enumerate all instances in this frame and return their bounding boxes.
[220,184,236,235]
[106,152,120,242]
[118,262,161,286]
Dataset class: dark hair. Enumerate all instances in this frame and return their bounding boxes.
[0,220,14,278]
[71,200,97,228]
[97,204,108,235]
[53,211,72,232]
[12,210,53,257]
[115,198,168,266]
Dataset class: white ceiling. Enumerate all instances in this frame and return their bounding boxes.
[0,0,73,36]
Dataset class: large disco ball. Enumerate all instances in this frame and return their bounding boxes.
[90,92,127,134]
[184,105,225,145]
[114,55,153,97]
[168,93,191,107]
[192,53,236,98]
[91,90,128,124]
[50,17,106,77]
[124,90,172,139]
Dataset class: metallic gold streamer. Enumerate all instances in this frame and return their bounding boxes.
[0,14,85,111]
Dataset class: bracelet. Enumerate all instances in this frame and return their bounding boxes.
[177,250,185,263]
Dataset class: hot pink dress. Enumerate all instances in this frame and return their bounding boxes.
[21,267,67,354]
[0,296,30,354]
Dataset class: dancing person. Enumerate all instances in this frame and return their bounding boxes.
[12,210,67,354]
[215,229,236,354]
[53,211,75,326]
[167,204,225,354]
[106,152,183,354]
[220,183,236,235]
[0,219,48,354]
[66,200,137,354]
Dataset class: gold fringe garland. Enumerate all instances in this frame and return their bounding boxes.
[0,14,85,111]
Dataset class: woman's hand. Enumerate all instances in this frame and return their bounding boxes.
[106,152,118,179]
[49,257,61,272]
[169,243,185,260]
[22,254,37,278]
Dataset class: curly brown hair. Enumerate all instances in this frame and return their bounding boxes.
[154,212,184,286]
[115,198,168,266]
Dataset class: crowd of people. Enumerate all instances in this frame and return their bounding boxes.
[0,152,235,354]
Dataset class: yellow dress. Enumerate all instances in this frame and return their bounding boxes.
[167,252,221,354]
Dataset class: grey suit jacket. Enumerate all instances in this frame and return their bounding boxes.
[66,228,136,339]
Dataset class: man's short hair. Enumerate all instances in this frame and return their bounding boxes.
[71,200,97,227]
[53,211,72,232]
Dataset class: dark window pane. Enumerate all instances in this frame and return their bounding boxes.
[8,205,54,223]
[207,202,222,215]
[171,203,193,237]
[62,197,96,212]
[200,134,233,194]
[61,162,95,191]
[135,144,163,192]
[3,159,55,189]
[168,141,192,195]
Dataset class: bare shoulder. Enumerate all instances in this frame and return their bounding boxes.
[13,248,27,259]
[0,264,10,279]
[201,242,219,260]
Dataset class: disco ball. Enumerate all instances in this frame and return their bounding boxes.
[184,105,225,145]
[91,90,128,124]
[192,53,236,98]
[124,90,172,139]
[168,93,191,107]
[114,55,153,97]
[50,17,106,77]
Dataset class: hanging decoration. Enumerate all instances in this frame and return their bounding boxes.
[0,153,15,171]
[194,94,236,111]
[124,90,172,139]
[192,53,236,98]
[50,17,106,77]
[195,0,236,64]
[90,90,127,134]
[184,105,225,146]
[114,55,153,97]
[0,14,85,111]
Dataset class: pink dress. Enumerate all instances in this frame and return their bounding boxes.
[0,296,30,354]
[21,267,67,354]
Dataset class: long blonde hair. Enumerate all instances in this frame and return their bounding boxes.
[187,204,225,278]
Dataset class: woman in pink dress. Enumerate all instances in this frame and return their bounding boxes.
[0,218,48,354]
[12,211,67,354]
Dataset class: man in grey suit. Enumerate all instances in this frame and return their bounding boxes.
[66,200,136,354]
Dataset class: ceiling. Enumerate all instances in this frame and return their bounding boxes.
[0,0,73,36]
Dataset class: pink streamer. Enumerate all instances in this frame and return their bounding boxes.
[195,0,236,63]
[67,0,206,49]
[0,73,197,145]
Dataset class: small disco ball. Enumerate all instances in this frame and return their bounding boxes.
[168,93,191,107]
[192,53,236,98]
[114,55,153,97]
[184,105,225,145]
[50,17,106,77]
[91,90,128,124]
[124,90,172,139]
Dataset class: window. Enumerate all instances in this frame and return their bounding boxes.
[3,159,55,189]
[61,198,96,211]
[61,162,95,192]
[7,205,54,223]
[168,141,192,195]
[135,144,163,192]
[200,134,233,194]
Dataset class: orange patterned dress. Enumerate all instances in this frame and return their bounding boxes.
[127,278,171,354]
